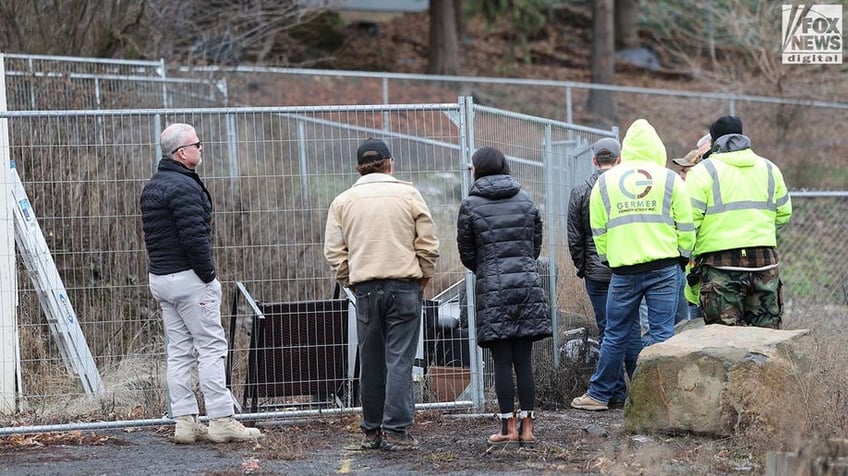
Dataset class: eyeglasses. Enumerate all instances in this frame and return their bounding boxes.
[171,141,201,154]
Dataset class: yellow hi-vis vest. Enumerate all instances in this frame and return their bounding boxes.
[589,164,695,269]
[686,149,792,256]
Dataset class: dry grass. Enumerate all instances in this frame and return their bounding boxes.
[658,306,845,466]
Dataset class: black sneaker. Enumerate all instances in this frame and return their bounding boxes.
[381,431,419,451]
[360,430,383,449]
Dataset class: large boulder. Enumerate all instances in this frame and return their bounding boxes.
[624,325,812,436]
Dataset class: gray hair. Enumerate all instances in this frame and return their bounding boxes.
[160,123,196,157]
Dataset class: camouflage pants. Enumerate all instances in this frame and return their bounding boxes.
[699,266,783,329]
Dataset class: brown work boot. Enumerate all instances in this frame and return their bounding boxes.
[360,429,383,450]
[173,415,209,444]
[380,431,419,451]
[518,410,536,447]
[487,412,519,447]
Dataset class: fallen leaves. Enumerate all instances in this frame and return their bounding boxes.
[0,431,113,448]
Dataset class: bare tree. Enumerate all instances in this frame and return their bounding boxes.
[428,0,460,75]
[147,0,336,65]
[454,0,465,39]
[587,0,616,123]
[0,0,336,65]
[0,0,147,57]
[615,0,640,49]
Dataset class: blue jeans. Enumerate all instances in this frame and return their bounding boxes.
[689,303,701,319]
[675,267,689,324]
[586,278,639,401]
[641,267,688,346]
[355,279,422,435]
[584,278,609,344]
[588,264,678,404]
[639,299,651,347]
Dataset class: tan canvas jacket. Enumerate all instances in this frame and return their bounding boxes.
[324,173,439,287]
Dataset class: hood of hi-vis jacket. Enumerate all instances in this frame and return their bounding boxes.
[588,119,695,269]
[686,134,792,255]
[620,119,667,167]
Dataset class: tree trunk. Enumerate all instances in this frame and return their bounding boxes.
[428,0,460,75]
[588,0,616,123]
[454,0,464,38]
[615,0,640,49]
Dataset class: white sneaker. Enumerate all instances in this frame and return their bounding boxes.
[173,415,209,444]
[208,416,263,443]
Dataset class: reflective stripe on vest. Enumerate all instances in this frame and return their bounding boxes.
[699,159,777,214]
[598,169,678,229]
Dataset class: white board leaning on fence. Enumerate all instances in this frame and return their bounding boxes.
[7,160,103,397]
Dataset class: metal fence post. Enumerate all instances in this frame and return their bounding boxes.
[158,58,168,108]
[382,76,390,131]
[153,114,162,172]
[0,53,19,413]
[297,119,309,205]
[543,124,560,367]
[226,113,240,198]
[458,96,485,411]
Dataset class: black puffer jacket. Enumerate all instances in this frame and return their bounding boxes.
[140,158,216,283]
[456,175,552,348]
[567,170,611,282]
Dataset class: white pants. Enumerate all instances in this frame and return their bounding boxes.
[149,270,233,419]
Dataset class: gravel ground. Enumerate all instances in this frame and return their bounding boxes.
[0,408,760,475]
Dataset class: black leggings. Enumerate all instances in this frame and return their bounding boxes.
[489,337,535,414]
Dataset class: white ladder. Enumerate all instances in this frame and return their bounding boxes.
[9,160,102,395]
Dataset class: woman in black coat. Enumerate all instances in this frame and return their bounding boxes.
[456,146,552,447]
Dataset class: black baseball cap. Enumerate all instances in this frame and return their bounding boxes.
[356,138,392,164]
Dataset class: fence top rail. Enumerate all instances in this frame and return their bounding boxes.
[176,65,848,110]
[4,70,211,85]
[474,104,617,137]
[2,53,162,68]
[280,112,461,151]
[4,54,847,109]
[0,102,461,119]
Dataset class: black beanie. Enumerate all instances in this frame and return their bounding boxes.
[472,146,510,180]
[709,115,743,142]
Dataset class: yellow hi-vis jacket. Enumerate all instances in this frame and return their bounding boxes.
[685,135,792,256]
[589,119,695,270]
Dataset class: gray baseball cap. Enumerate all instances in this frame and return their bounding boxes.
[592,137,621,160]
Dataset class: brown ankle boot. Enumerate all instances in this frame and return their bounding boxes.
[518,410,536,446]
[487,412,519,446]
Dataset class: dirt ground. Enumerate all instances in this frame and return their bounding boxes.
[0,407,761,475]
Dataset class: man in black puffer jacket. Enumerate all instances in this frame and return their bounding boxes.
[457,146,552,448]
[567,138,620,344]
[141,123,261,444]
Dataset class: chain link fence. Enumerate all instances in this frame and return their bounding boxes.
[0,97,619,432]
[196,66,848,191]
[2,54,226,109]
[187,65,848,317]
[1,55,845,434]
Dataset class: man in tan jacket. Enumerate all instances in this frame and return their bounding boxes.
[324,138,439,451]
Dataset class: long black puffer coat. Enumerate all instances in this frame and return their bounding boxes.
[140,158,216,283]
[456,174,552,348]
